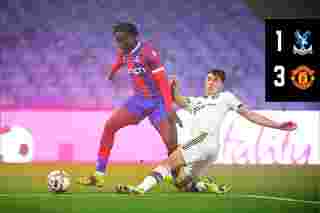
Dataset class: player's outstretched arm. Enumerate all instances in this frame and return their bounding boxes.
[237,105,297,131]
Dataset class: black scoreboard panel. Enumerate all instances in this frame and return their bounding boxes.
[265,19,320,102]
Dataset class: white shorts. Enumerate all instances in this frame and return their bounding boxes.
[180,132,220,178]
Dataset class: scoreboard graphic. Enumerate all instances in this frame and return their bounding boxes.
[265,19,320,102]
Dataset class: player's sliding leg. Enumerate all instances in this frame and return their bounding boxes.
[164,168,231,193]
[115,148,230,194]
[116,131,192,193]
[77,106,142,187]
[115,147,186,194]
[118,130,231,194]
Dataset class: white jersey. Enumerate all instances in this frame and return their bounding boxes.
[179,91,243,176]
[183,91,242,143]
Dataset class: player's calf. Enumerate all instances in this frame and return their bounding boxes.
[127,162,176,193]
[116,147,185,194]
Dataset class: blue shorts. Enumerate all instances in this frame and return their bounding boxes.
[124,95,168,126]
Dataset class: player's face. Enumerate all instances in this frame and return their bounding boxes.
[205,73,223,96]
[113,31,137,54]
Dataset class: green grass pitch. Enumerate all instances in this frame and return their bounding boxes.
[0,163,319,213]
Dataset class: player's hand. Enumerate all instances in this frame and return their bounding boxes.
[105,70,115,81]
[278,121,297,131]
[105,63,117,81]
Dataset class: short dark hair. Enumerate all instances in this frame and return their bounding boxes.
[208,69,225,82]
[112,22,139,37]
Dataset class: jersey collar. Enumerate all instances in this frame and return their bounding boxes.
[204,92,220,99]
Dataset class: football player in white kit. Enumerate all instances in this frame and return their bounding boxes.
[115,69,298,194]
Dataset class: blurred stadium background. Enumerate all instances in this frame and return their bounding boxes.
[0,1,319,212]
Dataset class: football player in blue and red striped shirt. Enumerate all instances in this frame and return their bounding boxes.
[78,22,180,187]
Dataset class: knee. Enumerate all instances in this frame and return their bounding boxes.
[167,145,177,155]
[166,148,183,169]
[159,158,173,171]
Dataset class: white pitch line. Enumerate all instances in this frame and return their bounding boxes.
[0,193,318,205]
[230,194,320,205]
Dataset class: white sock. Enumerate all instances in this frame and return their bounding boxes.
[95,171,104,176]
[153,165,171,177]
[137,165,171,192]
[137,175,158,192]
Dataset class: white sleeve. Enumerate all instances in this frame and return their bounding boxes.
[225,92,243,111]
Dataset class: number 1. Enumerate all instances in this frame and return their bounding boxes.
[276,30,282,52]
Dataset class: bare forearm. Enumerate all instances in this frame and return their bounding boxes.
[245,111,280,129]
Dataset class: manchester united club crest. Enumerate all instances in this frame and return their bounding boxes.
[290,65,316,90]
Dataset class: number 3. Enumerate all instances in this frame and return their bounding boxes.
[274,65,285,87]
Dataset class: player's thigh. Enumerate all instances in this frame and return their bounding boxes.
[148,96,169,127]
[106,100,144,129]
[123,95,148,119]
[179,156,215,180]
[149,104,177,148]
[181,143,206,166]
[191,144,220,177]
[190,159,213,177]
[174,156,212,185]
